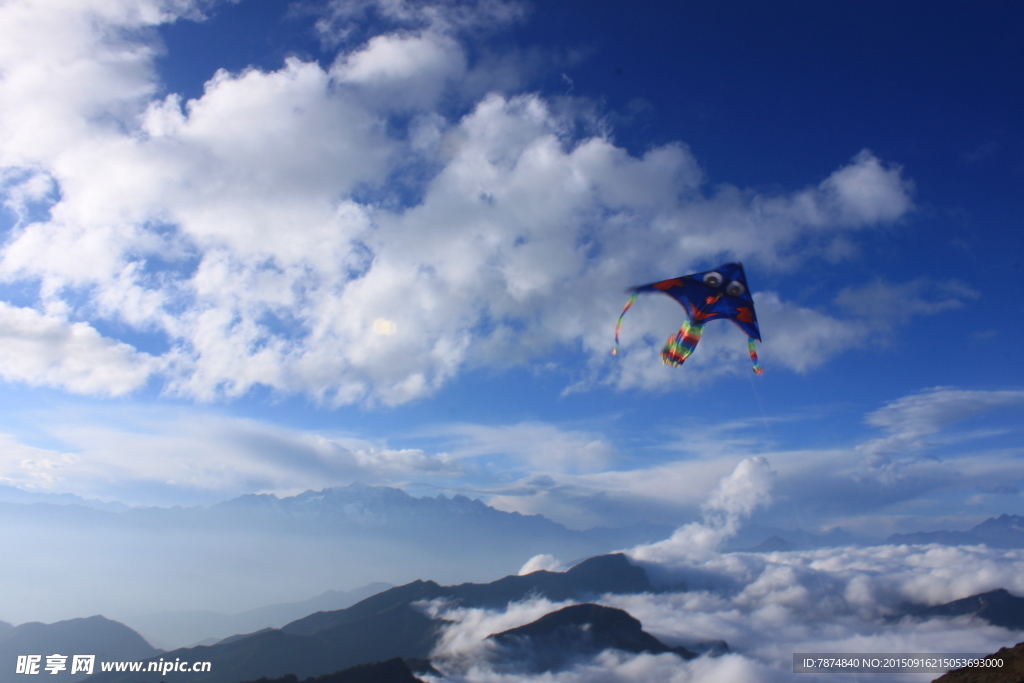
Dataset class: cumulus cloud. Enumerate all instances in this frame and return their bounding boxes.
[0,0,919,406]
[0,301,158,395]
[331,31,468,110]
[817,149,914,225]
[630,457,775,565]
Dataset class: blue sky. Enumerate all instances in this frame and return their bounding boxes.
[0,0,1022,535]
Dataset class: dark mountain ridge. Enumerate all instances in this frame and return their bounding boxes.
[488,603,696,672]
[84,554,662,683]
[283,552,652,636]
[241,658,424,683]
[931,641,1024,683]
[896,588,1024,631]
[0,616,158,683]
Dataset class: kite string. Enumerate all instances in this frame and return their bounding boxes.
[746,371,838,624]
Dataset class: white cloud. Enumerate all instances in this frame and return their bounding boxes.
[469,385,1024,532]
[315,0,528,44]
[418,459,1023,683]
[630,457,774,564]
[817,149,914,226]
[518,553,566,575]
[484,457,742,530]
[332,31,468,110]
[835,278,978,330]
[724,291,860,375]
[0,301,158,395]
[435,421,616,473]
[0,0,918,406]
[423,592,781,682]
[859,387,1024,462]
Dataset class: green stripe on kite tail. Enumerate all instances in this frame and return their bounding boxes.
[662,321,704,367]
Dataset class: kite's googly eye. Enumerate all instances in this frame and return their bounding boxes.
[725,281,746,297]
[703,271,723,288]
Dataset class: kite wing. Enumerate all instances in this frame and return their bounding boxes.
[612,262,763,374]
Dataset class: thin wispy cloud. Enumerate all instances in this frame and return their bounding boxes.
[0,384,1018,526]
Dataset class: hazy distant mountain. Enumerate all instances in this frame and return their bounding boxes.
[0,616,158,683]
[488,603,697,673]
[734,535,796,552]
[86,554,662,683]
[726,524,866,551]
[124,583,393,650]
[202,485,673,551]
[0,486,128,512]
[886,515,1024,548]
[0,484,672,626]
[242,658,424,683]
[932,641,1024,683]
[897,588,1024,631]
[729,514,1024,552]
[0,622,11,638]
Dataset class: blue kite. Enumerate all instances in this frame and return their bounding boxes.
[612,262,763,374]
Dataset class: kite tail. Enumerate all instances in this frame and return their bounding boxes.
[748,338,764,375]
[611,293,640,355]
[662,320,704,366]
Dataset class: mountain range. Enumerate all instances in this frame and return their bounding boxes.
[897,588,1024,631]
[0,484,673,631]
[728,515,1024,552]
[3,557,1022,683]
[885,515,1024,548]
[123,583,393,650]
[85,553,663,683]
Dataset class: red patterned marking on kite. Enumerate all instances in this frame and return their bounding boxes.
[653,279,683,291]
[735,307,755,323]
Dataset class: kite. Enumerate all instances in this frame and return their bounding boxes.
[612,262,763,374]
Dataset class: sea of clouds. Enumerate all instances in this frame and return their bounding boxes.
[420,457,1024,682]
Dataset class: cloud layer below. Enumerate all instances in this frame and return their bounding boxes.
[422,458,1024,682]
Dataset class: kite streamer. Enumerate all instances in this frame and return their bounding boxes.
[611,292,639,356]
[662,320,704,366]
[748,337,764,375]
